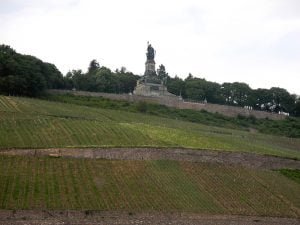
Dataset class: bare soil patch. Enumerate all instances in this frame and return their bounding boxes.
[0,147,299,169]
[0,210,299,225]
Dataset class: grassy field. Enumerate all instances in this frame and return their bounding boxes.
[45,94,300,138]
[0,95,300,159]
[0,155,299,217]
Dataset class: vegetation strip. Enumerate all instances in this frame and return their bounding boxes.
[0,155,299,218]
[278,169,300,184]
[0,96,300,159]
[44,94,300,138]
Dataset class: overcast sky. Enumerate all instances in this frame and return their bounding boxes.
[0,0,299,94]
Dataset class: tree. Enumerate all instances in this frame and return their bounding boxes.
[63,71,74,89]
[87,59,100,74]
[70,70,86,90]
[185,78,206,101]
[183,76,222,103]
[116,69,139,93]
[294,100,300,117]
[157,64,168,81]
[41,63,64,89]
[250,88,273,110]
[269,87,295,112]
[0,44,63,96]
[220,82,251,106]
[185,73,193,80]
[166,76,185,97]
[120,66,127,73]
[93,67,116,93]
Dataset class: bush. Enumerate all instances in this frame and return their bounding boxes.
[136,101,148,113]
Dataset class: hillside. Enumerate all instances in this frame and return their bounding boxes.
[46,93,300,137]
[0,95,300,159]
[0,95,300,222]
[0,155,299,218]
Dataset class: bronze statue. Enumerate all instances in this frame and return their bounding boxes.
[146,43,155,60]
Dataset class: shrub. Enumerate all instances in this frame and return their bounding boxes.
[136,101,148,113]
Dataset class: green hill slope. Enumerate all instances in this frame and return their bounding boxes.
[0,156,299,217]
[0,95,300,217]
[0,95,299,159]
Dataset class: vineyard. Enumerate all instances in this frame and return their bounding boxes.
[0,96,300,159]
[0,155,299,218]
[0,95,300,220]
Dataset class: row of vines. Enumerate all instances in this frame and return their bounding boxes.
[0,156,299,217]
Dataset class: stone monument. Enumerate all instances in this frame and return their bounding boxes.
[134,43,175,97]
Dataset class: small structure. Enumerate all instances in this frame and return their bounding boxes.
[134,43,175,97]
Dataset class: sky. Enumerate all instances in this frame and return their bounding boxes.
[0,0,299,95]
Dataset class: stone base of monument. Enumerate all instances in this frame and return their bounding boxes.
[134,43,180,99]
[133,81,176,97]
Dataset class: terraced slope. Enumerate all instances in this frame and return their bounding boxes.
[0,95,300,219]
[0,96,300,159]
[0,155,299,218]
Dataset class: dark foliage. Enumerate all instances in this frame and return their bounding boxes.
[278,169,300,184]
[65,63,139,94]
[1,44,298,116]
[0,45,64,96]
[166,74,298,116]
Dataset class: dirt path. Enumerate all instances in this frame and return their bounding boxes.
[0,210,299,225]
[1,147,299,169]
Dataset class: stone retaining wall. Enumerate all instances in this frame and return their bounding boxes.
[48,89,286,120]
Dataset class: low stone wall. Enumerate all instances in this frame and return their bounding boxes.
[48,89,286,120]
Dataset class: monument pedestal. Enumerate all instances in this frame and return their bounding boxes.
[133,43,176,98]
[134,80,175,97]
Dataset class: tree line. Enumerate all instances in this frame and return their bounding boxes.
[63,60,139,94]
[0,45,64,96]
[166,73,299,116]
[157,64,300,116]
[0,44,299,116]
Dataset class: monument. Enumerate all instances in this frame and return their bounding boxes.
[134,43,176,97]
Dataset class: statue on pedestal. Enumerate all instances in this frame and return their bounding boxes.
[133,42,176,98]
[144,42,157,79]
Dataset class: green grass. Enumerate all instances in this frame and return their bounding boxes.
[0,95,300,159]
[278,169,300,184]
[0,155,299,217]
[1,95,300,217]
[43,94,300,138]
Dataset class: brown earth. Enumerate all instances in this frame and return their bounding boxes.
[0,210,299,225]
[1,147,299,170]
